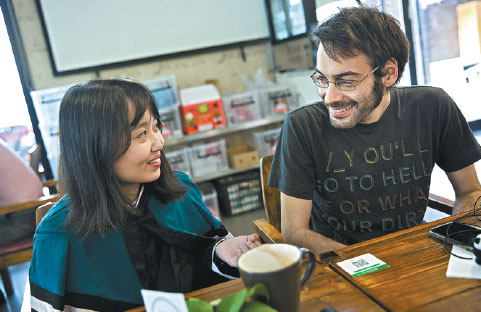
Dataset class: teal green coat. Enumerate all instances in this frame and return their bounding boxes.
[29,171,226,311]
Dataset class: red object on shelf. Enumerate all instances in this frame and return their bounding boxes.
[179,84,227,134]
[179,99,226,134]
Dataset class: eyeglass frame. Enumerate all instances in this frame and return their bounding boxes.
[310,67,379,91]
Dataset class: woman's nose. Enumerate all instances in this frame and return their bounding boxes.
[152,132,164,152]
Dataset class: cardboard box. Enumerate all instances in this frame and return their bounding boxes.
[179,84,227,134]
[227,145,260,169]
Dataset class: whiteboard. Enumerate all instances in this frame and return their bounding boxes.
[38,0,270,73]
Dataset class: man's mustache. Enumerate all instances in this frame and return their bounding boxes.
[327,101,357,109]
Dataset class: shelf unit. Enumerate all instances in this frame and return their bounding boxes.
[165,114,286,183]
[164,114,286,148]
[192,165,259,184]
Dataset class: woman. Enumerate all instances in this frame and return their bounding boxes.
[29,79,261,311]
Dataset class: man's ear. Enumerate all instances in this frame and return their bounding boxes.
[382,58,398,88]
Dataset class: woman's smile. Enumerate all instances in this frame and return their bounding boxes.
[148,155,161,167]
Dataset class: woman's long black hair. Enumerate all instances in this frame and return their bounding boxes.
[59,79,186,236]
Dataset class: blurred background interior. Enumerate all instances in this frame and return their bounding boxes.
[1,0,481,310]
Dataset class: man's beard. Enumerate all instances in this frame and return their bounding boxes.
[329,77,385,129]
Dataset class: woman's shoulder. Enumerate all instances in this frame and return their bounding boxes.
[150,171,222,232]
[173,170,196,188]
[36,195,70,234]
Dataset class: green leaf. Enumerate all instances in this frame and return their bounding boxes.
[241,301,278,312]
[245,283,269,302]
[216,288,248,312]
[186,298,214,312]
[186,283,275,312]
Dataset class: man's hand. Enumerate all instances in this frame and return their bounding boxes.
[214,234,261,267]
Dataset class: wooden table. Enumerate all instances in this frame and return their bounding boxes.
[128,212,481,311]
[127,264,382,312]
[185,264,383,311]
[329,212,481,311]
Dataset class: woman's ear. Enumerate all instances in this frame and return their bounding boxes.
[381,58,399,88]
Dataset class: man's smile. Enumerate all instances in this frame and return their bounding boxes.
[328,101,356,118]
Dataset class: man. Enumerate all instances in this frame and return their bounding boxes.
[268,6,481,254]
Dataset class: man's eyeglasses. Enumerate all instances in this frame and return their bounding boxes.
[310,67,379,91]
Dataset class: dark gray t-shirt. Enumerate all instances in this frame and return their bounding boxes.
[268,86,481,244]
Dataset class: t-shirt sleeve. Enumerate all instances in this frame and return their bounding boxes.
[434,90,481,172]
[267,112,317,200]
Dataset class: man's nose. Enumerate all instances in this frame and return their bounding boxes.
[320,83,344,105]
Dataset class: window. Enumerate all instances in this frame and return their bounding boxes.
[313,0,412,85]
[409,0,481,121]
[267,0,308,41]
[0,8,35,164]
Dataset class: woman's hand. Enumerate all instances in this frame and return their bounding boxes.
[215,234,261,267]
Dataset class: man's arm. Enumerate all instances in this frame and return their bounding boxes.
[281,192,345,254]
[446,164,481,215]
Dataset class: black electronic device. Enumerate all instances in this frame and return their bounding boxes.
[429,221,481,251]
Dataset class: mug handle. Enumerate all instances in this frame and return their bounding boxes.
[299,248,316,287]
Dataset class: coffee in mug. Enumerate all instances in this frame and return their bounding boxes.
[237,244,316,312]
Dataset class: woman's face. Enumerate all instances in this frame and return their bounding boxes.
[114,105,164,200]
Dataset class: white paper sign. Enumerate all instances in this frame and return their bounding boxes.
[446,245,481,279]
[141,289,188,312]
[337,253,389,277]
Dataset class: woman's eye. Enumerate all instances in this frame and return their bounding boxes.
[137,130,147,138]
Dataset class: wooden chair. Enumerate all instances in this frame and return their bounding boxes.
[28,144,42,179]
[0,197,60,296]
[252,155,454,244]
[253,155,283,244]
[29,144,60,192]
[35,202,55,227]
